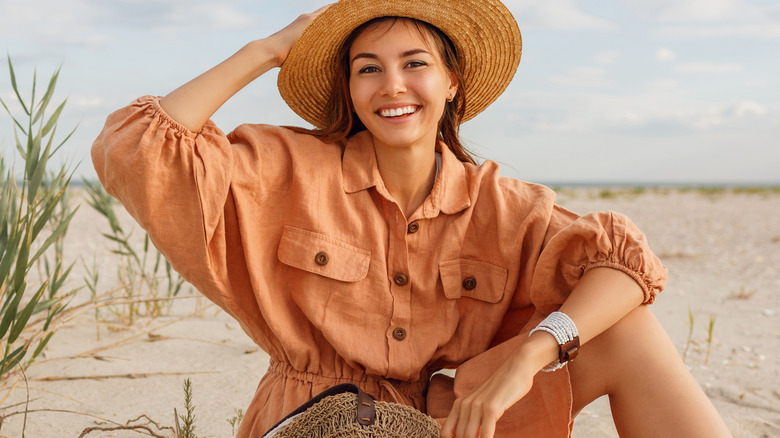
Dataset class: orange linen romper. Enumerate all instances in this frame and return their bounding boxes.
[92,96,667,437]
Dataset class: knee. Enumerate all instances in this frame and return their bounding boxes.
[572,306,680,392]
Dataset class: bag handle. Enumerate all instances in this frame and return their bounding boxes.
[356,387,376,426]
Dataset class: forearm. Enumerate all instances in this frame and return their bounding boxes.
[160,38,281,132]
[517,267,645,370]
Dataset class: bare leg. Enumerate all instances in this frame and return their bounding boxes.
[568,305,731,438]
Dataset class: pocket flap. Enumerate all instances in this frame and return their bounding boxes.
[439,259,508,303]
[278,225,371,282]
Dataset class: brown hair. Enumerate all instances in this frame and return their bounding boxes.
[289,17,476,165]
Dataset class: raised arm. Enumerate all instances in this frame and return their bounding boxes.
[91,5,330,321]
[160,5,329,132]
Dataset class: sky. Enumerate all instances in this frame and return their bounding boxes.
[1,0,778,184]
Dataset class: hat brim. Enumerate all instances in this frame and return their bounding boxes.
[278,0,522,129]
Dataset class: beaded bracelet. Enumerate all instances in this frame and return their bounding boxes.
[529,311,580,372]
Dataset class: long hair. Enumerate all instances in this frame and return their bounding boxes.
[288,17,476,165]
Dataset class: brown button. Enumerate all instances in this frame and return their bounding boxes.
[407,221,419,234]
[392,327,407,341]
[314,252,329,266]
[394,272,409,286]
[462,276,477,291]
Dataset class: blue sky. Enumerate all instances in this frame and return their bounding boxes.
[1,0,778,184]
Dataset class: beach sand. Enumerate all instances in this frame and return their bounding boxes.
[1,187,778,437]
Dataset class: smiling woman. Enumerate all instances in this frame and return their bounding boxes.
[90,0,732,437]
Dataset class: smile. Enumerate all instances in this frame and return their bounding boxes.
[378,105,419,118]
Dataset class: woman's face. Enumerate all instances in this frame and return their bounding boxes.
[348,20,458,152]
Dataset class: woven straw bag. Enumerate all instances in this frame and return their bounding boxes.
[262,383,441,438]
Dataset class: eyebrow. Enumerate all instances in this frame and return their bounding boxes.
[351,48,431,64]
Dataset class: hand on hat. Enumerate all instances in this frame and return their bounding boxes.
[268,4,331,68]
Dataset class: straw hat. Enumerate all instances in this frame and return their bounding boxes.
[278,0,522,128]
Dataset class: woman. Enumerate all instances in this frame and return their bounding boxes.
[91,0,731,437]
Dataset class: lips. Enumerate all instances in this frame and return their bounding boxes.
[378,105,419,118]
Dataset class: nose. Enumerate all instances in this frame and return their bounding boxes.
[380,69,406,97]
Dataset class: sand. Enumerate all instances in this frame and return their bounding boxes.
[1,187,778,437]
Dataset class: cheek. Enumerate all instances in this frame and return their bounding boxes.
[417,74,450,102]
[349,81,370,113]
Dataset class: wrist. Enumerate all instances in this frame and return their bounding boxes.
[244,39,284,73]
[512,331,560,374]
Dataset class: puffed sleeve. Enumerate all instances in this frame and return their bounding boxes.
[91,96,233,303]
[530,205,667,315]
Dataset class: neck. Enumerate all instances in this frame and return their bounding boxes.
[373,137,437,219]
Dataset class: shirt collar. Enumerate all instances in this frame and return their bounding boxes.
[342,132,471,217]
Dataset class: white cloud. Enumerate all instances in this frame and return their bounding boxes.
[655,47,676,62]
[617,0,780,40]
[674,62,743,74]
[0,0,259,47]
[497,86,773,138]
[618,0,743,22]
[734,100,766,118]
[660,24,780,39]
[646,79,679,91]
[765,4,780,20]
[594,51,620,64]
[73,96,107,109]
[506,1,617,31]
[162,1,257,32]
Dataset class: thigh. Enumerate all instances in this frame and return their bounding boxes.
[567,306,730,437]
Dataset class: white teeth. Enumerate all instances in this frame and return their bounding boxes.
[380,106,417,118]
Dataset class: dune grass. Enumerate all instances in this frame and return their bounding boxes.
[0,56,78,387]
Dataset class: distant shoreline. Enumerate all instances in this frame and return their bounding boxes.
[64,179,780,190]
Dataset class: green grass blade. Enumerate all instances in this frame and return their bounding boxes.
[40,98,67,139]
[0,223,23,288]
[51,261,75,294]
[32,66,60,125]
[0,345,26,375]
[31,332,55,361]
[32,178,71,239]
[8,281,48,343]
[7,55,30,116]
[26,123,40,179]
[27,125,56,203]
[52,123,78,155]
[28,209,77,269]
[11,220,34,292]
[14,128,26,159]
[0,283,26,340]
[0,96,27,132]
[30,69,37,114]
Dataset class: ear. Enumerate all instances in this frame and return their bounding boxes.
[447,71,459,100]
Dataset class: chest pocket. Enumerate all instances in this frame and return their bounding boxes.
[439,259,508,303]
[277,225,371,282]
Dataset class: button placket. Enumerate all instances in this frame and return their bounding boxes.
[385,202,413,374]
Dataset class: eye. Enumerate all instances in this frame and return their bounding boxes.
[357,65,380,74]
[407,60,427,68]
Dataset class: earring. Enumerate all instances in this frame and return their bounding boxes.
[446,94,454,102]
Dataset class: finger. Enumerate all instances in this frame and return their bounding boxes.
[455,398,475,438]
[441,399,460,438]
[481,416,496,438]
[463,400,483,438]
